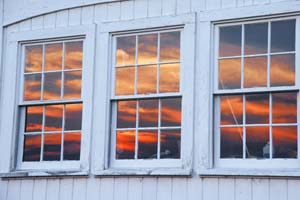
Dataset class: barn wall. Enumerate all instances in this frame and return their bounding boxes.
[2,0,300,199]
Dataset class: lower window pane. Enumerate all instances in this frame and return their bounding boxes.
[23,134,41,162]
[220,127,243,158]
[63,132,81,160]
[43,134,61,161]
[273,126,297,158]
[138,130,158,159]
[160,129,181,159]
[246,126,269,159]
[116,130,136,159]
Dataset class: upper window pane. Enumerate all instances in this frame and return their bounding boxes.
[160,32,180,62]
[138,34,158,64]
[244,23,268,55]
[25,45,42,73]
[116,36,136,66]
[64,41,83,69]
[219,25,242,57]
[219,58,241,89]
[271,20,295,53]
[45,43,63,71]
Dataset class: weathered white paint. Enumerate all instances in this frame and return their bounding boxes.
[1,0,300,200]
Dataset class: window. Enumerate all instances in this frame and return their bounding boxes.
[214,18,300,168]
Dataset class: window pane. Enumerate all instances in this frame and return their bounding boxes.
[45,43,62,71]
[43,133,61,161]
[64,41,83,69]
[161,98,181,127]
[139,99,159,127]
[44,105,63,132]
[25,106,43,132]
[43,72,62,100]
[64,71,82,99]
[138,34,158,64]
[116,130,135,159]
[116,36,136,66]
[220,95,243,125]
[115,66,135,95]
[246,94,269,124]
[63,132,81,160]
[219,26,242,57]
[23,134,41,162]
[160,129,181,159]
[219,58,241,89]
[159,63,180,93]
[272,92,297,123]
[220,127,243,158]
[273,126,297,158]
[25,45,42,73]
[246,126,269,159]
[117,101,136,128]
[244,23,268,55]
[271,20,295,53]
[270,54,295,87]
[137,65,157,94]
[24,73,42,101]
[160,31,180,62]
[138,130,158,159]
[65,104,82,131]
[244,56,267,88]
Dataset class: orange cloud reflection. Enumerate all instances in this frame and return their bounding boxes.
[64,71,82,99]
[45,43,62,71]
[220,95,243,125]
[115,67,135,96]
[159,63,180,93]
[244,57,267,88]
[25,45,42,73]
[116,36,136,66]
[272,92,297,123]
[246,94,269,124]
[116,130,135,152]
[65,41,83,70]
[160,31,180,62]
[137,65,157,94]
[24,74,42,101]
[219,58,241,89]
[270,54,295,86]
[138,34,158,64]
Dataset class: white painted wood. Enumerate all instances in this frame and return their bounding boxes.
[157,178,172,200]
[244,0,253,6]
[20,180,34,200]
[191,0,205,12]
[134,0,148,19]
[148,0,162,17]
[33,179,47,200]
[287,180,300,200]
[82,6,95,25]
[31,16,44,30]
[253,0,270,5]
[19,20,31,31]
[100,178,114,200]
[68,8,82,26]
[203,178,218,200]
[59,179,73,200]
[46,179,60,200]
[235,179,252,200]
[0,180,8,200]
[172,178,187,200]
[43,13,56,29]
[219,178,235,200]
[206,0,221,10]
[222,0,237,8]
[120,0,134,20]
[107,2,121,22]
[142,178,157,200]
[56,10,69,27]
[176,0,190,14]
[162,0,176,15]
[7,180,21,200]
[114,178,129,200]
[252,179,269,200]
[128,178,143,200]
[94,3,108,23]
[73,179,87,200]
[187,178,203,200]
[86,178,101,200]
[270,179,288,200]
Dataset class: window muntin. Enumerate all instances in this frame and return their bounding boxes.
[112,30,182,164]
[20,40,83,163]
[215,19,298,166]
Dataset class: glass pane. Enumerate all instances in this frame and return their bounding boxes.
[138,34,158,64]
[220,127,243,158]
[160,129,181,159]
[44,105,63,132]
[65,41,83,69]
[25,106,43,132]
[25,45,42,73]
[138,130,158,159]
[270,54,295,87]
[116,130,135,159]
[271,20,295,53]
[24,73,42,101]
[161,98,181,127]
[23,134,41,162]
[137,65,157,94]
[160,31,180,62]
[139,99,159,127]
[273,126,297,158]
[65,104,82,131]
[116,36,136,66]
[63,132,81,160]
[246,126,269,159]
[64,71,82,99]
[244,23,268,55]
[246,94,269,124]
[219,58,241,89]
[117,101,136,128]
[43,72,62,100]
[115,66,135,95]
[272,92,297,123]
[244,56,267,88]
[45,43,62,71]
[220,95,243,125]
[159,63,180,93]
[219,26,242,57]
[43,133,61,161]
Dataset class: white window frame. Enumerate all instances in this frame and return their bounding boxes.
[92,13,196,175]
[0,25,95,174]
[202,15,300,176]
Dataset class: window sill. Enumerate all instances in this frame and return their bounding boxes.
[198,168,300,178]
[94,168,192,177]
[0,170,89,179]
